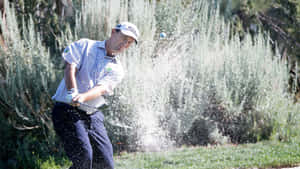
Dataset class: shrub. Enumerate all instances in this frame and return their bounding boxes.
[0,1,60,168]
[1,0,300,168]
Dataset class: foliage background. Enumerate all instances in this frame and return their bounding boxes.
[0,0,299,169]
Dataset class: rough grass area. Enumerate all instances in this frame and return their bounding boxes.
[40,141,300,169]
[115,141,300,169]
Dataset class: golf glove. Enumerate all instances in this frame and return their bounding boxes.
[65,88,78,104]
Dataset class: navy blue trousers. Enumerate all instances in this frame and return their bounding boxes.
[52,102,114,169]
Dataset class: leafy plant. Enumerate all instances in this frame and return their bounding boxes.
[0,1,59,168]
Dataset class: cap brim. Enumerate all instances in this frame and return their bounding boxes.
[120,30,138,44]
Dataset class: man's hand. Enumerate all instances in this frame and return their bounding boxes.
[65,88,78,104]
[72,93,87,106]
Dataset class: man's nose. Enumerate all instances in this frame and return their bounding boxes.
[121,40,130,47]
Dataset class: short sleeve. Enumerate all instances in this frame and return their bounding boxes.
[97,64,124,95]
[62,39,88,69]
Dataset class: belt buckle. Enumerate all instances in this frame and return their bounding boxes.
[86,111,95,115]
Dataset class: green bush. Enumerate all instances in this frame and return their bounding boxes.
[0,1,60,168]
[1,0,300,168]
[150,0,300,144]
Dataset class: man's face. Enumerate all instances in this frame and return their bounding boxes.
[108,29,135,54]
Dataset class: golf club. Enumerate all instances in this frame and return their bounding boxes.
[76,101,108,115]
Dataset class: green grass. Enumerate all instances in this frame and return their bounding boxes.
[115,141,300,169]
[40,141,300,169]
[38,156,71,169]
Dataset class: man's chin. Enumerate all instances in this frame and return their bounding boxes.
[111,49,124,54]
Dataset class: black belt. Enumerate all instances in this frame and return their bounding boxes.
[55,102,88,114]
[55,101,108,115]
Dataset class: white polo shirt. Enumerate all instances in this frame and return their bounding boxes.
[52,39,124,111]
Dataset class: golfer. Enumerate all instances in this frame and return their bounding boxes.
[51,22,139,169]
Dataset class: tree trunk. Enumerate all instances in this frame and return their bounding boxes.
[57,0,74,19]
[0,0,6,50]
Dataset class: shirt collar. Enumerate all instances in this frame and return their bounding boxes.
[97,40,106,49]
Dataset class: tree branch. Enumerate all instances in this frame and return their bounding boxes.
[257,12,300,49]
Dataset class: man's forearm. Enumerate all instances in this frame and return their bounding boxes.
[72,85,107,103]
[64,62,78,90]
[82,85,107,101]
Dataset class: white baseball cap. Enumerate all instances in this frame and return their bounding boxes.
[114,22,140,44]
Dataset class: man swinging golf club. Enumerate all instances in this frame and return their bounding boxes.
[51,22,139,169]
